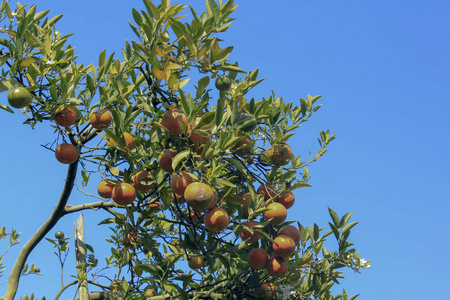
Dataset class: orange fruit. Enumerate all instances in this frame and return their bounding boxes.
[242,193,252,217]
[111,183,136,205]
[147,201,163,211]
[188,255,204,270]
[268,143,293,166]
[55,106,77,127]
[240,221,260,244]
[97,179,116,198]
[161,109,190,135]
[273,235,296,258]
[90,109,112,130]
[55,143,79,164]
[184,182,215,211]
[257,184,278,201]
[248,248,269,269]
[263,203,287,225]
[132,171,155,192]
[188,128,210,144]
[280,225,301,245]
[158,149,178,173]
[109,132,134,154]
[233,136,253,154]
[171,172,195,196]
[276,191,295,209]
[7,87,31,108]
[208,191,219,209]
[256,282,275,299]
[204,207,229,232]
[266,256,288,278]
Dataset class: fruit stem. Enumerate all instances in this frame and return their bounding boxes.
[5,161,78,300]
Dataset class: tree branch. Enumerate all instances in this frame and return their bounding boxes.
[5,160,78,300]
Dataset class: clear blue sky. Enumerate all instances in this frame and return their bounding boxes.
[1,0,449,299]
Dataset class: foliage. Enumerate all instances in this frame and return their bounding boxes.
[0,0,369,299]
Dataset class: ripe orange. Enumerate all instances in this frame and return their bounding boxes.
[277,191,295,209]
[147,201,163,211]
[7,87,31,108]
[189,128,211,144]
[257,184,278,201]
[266,256,288,278]
[171,172,195,196]
[242,193,252,217]
[184,182,215,211]
[55,143,79,164]
[240,221,260,244]
[109,132,134,154]
[188,254,204,270]
[233,136,253,154]
[248,248,269,269]
[97,179,116,198]
[132,171,155,192]
[256,282,275,299]
[111,183,136,205]
[268,143,293,166]
[158,149,178,173]
[161,109,190,135]
[208,191,219,209]
[280,225,301,245]
[263,203,287,225]
[90,109,112,130]
[273,235,296,258]
[204,207,229,232]
[55,106,77,127]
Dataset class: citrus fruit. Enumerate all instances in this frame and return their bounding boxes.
[54,231,64,239]
[273,235,296,258]
[248,248,269,269]
[55,143,79,164]
[280,225,301,245]
[158,149,178,173]
[7,87,31,108]
[268,143,293,166]
[90,109,112,130]
[215,75,232,91]
[188,255,204,270]
[171,172,195,196]
[263,203,287,225]
[184,182,215,211]
[55,106,77,127]
[97,179,116,198]
[132,171,155,192]
[266,256,288,278]
[161,109,190,135]
[240,221,260,244]
[204,207,229,232]
[111,183,136,205]
[277,191,295,209]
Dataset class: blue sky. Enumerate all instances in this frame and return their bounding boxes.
[1,0,449,299]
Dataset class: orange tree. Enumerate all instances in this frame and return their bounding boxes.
[0,1,369,299]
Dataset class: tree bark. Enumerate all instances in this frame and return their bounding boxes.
[5,161,78,300]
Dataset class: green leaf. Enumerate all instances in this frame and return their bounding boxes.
[286,181,312,192]
[172,150,190,171]
[328,207,339,226]
[339,211,354,228]
[206,0,220,24]
[214,98,224,127]
[226,157,247,175]
[220,64,245,73]
[196,76,210,99]
[328,222,340,241]
[341,222,358,236]
[0,104,14,113]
